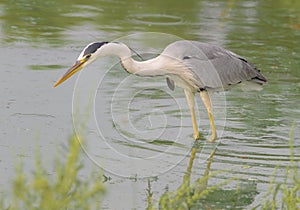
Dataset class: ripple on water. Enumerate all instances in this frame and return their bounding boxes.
[128,14,183,26]
[28,64,65,71]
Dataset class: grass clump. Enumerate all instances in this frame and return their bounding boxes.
[158,148,237,210]
[3,134,105,210]
[259,124,300,210]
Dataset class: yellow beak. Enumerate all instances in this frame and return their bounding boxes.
[53,59,86,88]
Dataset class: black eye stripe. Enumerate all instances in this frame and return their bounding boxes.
[83,42,109,56]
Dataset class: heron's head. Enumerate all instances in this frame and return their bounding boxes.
[53,42,109,87]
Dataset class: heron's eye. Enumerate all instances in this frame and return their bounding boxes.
[85,54,91,59]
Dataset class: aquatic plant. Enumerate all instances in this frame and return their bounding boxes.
[259,124,299,210]
[2,134,105,210]
[157,147,240,210]
[1,125,298,209]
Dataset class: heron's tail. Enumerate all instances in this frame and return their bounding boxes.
[251,74,267,85]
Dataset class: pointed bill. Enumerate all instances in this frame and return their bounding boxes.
[53,59,86,87]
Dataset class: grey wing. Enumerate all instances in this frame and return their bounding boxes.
[185,42,267,89]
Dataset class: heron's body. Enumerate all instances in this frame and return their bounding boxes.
[54,40,267,142]
[162,41,266,91]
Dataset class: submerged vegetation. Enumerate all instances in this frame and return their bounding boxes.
[1,134,105,210]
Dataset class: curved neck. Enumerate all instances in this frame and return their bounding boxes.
[101,42,173,76]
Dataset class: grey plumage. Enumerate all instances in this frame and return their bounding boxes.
[162,40,267,91]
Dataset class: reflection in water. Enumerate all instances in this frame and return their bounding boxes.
[146,145,258,209]
[129,14,183,26]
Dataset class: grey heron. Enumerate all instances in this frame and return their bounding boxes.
[53,40,267,142]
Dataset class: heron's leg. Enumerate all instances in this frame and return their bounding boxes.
[184,90,200,140]
[200,90,217,142]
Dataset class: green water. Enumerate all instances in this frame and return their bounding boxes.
[0,0,299,209]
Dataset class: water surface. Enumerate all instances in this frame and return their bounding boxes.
[0,0,299,209]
